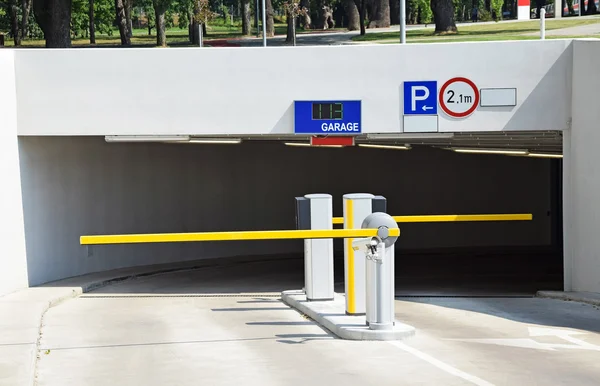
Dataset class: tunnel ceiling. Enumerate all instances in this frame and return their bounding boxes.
[224,131,563,154]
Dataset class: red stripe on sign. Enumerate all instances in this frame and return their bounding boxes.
[517,0,528,6]
[310,136,355,146]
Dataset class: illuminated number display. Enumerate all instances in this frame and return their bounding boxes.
[294,100,361,134]
[312,103,343,120]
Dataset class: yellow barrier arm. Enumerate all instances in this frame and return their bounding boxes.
[80,228,400,246]
[332,213,532,225]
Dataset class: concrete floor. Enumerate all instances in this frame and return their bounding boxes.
[35,259,600,386]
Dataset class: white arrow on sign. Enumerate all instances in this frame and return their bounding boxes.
[422,106,434,111]
[447,327,600,352]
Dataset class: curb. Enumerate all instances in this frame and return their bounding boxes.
[282,290,416,341]
[536,291,600,307]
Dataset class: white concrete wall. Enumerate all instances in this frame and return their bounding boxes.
[0,51,29,296]
[19,137,553,286]
[14,41,572,136]
[564,40,600,292]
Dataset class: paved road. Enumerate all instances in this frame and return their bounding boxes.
[214,16,600,47]
[525,20,600,36]
[35,260,600,385]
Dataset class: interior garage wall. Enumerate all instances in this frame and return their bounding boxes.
[0,52,29,296]
[563,40,600,293]
[19,137,553,286]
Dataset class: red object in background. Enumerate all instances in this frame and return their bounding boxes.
[310,136,355,146]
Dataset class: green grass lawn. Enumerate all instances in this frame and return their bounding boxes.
[352,17,600,42]
[378,34,593,44]
[2,22,291,47]
[3,16,599,47]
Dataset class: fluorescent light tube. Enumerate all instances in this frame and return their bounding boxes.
[284,142,343,148]
[187,138,242,144]
[367,133,455,140]
[452,148,528,155]
[105,135,190,142]
[284,142,312,147]
[358,144,411,150]
[527,152,563,158]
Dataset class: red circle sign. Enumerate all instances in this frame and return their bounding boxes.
[439,77,480,118]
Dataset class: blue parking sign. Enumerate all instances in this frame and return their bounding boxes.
[403,81,438,115]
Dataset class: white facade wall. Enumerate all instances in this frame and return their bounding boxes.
[2,40,600,291]
[0,51,29,296]
[564,40,600,292]
[14,40,571,136]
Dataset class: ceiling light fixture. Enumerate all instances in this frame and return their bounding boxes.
[284,142,343,148]
[187,138,242,144]
[527,152,563,158]
[452,148,529,155]
[367,133,455,140]
[358,144,411,150]
[105,135,190,143]
[284,142,312,147]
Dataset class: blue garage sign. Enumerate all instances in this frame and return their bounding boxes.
[403,81,437,115]
[294,100,361,134]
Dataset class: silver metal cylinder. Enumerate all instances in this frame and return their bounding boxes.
[361,212,398,331]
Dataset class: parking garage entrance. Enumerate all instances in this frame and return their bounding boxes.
[18,131,563,297]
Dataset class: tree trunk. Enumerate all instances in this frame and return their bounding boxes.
[190,0,200,44]
[188,11,193,42]
[191,20,200,44]
[286,11,296,43]
[89,0,96,44]
[265,0,274,36]
[115,0,131,45]
[390,0,399,24]
[344,0,360,30]
[242,0,251,35]
[369,0,390,27]
[155,7,167,46]
[353,0,366,35]
[430,0,456,33]
[125,0,133,37]
[9,0,20,46]
[20,0,32,41]
[32,0,73,47]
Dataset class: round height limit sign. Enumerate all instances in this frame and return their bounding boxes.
[439,77,479,118]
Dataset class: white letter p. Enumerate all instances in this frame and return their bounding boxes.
[411,86,429,111]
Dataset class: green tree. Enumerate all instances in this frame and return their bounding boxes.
[490,0,502,19]
[419,0,432,23]
[72,0,89,38]
[94,0,114,34]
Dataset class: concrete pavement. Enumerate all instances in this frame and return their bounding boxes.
[394,296,600,385]
[0,255,297,386]
[537,290,600,306]
[28,259,600,386]
[2,256,600,385]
